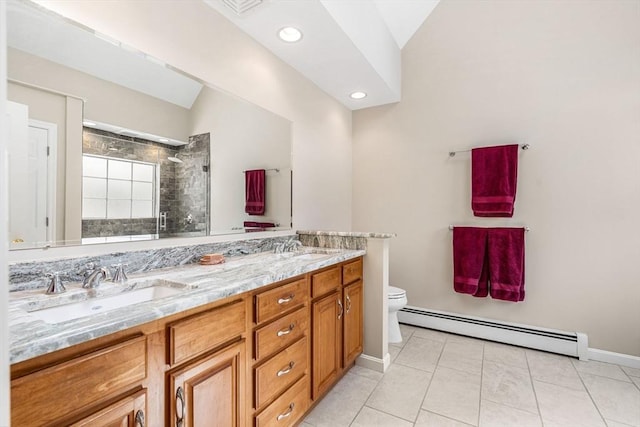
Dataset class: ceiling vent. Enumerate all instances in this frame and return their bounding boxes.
[221,0,263,16]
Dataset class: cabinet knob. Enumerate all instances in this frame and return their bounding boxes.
[176,386,185,427]
[277,323,295,337]
[135,409,145,427]
[276,403,295,421]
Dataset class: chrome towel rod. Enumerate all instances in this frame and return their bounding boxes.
[242,168,280,173]
[449,225,530,232]
[449,143,530,157]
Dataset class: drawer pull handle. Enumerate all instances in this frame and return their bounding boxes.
[277,361,296,377]
[277,324,295,337]
[176,386,185,427]
[276,403,295,421]
[278,294,295,304]
[346,294,352,313]
[338,298,344,320]
[135,409,145,427]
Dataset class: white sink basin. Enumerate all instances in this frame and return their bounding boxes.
[29,285,186,324]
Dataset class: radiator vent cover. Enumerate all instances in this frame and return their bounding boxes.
[222,0,263,15]
[398,306,588,359]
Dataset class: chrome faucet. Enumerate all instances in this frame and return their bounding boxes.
[45,272,66,294]
[83,266,110,289]
[111,263,128,284]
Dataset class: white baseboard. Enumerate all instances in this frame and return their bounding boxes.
[356,353,390,373]
[588,348,640,369]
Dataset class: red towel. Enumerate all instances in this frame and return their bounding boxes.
[453,227,526,302]
[453,227,489,297]
[244,221,276,228]
[488,228,526,302]
[245,169,265,215]
[472,144,519,217]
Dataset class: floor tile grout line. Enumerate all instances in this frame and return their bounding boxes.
[477,342,485,427]
[524,347,544,424]
[351,366,386,426]
[414,331,446,424]
[573,358,636,384]
[572,355,609,426]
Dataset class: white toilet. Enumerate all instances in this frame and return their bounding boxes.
[388,286,408,343]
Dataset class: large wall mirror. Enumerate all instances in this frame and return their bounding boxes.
[6,0,292,250]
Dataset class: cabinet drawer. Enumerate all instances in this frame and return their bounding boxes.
[69,389,146,426]
[255,337,308,409]
[255,306,308,361]
[11,335,147,426]
[342,258,362,285]
[311,266,341,298]
[255,375,309,427]
[168,299,245,366]
[255,278,308,325]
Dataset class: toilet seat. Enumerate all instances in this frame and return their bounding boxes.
[388,286,406,299]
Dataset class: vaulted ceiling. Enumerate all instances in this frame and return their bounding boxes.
[204,0,440,110]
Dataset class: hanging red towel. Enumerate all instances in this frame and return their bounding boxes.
[453,227,489,298]
[471,144,519,217]
[488,227,526,302]
[245,169,265,215]
[243,221,276,228]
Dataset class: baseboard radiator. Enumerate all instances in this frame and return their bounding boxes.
[398,306,588,360]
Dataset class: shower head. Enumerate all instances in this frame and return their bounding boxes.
[167,153,183,163]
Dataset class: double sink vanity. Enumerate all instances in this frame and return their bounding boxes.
[8,244,366,426]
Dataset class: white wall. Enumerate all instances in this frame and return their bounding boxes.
[0,0,10,422]
[190,86,292,232]
[353,0,640,356]
[8,48,191,142]
[35,0,353,233]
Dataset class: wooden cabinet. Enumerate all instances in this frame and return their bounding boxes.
[311,258,364,401]
[69,389,146,427]
[343,280,363,367]
[342,259,364,369]
[10,256,364,425]
[168,299,246,366]
[167,340,246,427]
[311,290,342,399]
[254,376,309,427]
[252,276,311,426]
[11,335,147,426]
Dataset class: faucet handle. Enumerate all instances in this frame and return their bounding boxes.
[111,263,128,284]
[45,272,66,294]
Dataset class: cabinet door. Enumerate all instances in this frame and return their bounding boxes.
[311,290,342,400]
[168,340,246,427]
[70,389,146,427]
[343,280,363,367]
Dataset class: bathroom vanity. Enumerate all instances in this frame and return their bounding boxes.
[8,248,364,426]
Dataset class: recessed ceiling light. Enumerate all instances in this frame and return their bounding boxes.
[83,121,96,126]
[158,138,169,142]
[278,27,303,43]
[350,91,367,100]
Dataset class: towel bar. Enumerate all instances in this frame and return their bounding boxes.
[449,143,530,157]
[449,225,530,232]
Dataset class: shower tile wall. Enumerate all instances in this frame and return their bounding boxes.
[82,128,205,238]
[170,132,210,236]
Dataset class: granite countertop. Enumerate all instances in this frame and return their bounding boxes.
[9,247,365,364]
[297,230,396,238]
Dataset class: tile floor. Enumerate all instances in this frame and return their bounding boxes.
[302,324,640,427]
